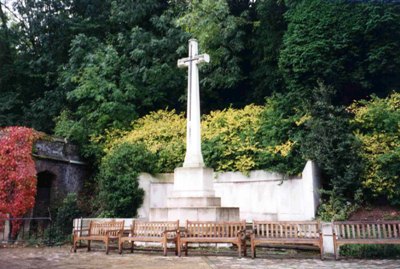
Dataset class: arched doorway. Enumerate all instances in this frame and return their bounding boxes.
[33,171,56,217]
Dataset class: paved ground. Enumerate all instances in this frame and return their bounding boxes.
[1,246,400,269]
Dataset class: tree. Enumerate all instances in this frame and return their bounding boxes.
[249,0,287,101]
[177,0,252,111]
[279,1,400,105]
[56,1,189,159]
[0,2,24,127]
[0,0,113,132]
[301,83,363,203]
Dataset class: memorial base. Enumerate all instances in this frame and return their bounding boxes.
[149,166,240,223]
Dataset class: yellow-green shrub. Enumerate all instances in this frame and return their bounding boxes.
[351,92,400,205]
[106,110,186,172]
[202,105,264,172]
[105,105,264,173]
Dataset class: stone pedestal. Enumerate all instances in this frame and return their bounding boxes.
[172,167,215,197]
[150,167,240,223]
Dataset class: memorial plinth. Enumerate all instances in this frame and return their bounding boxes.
[149,39,239,223]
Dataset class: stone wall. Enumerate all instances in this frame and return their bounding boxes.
[32,139,88,216]
[137,161,321,221]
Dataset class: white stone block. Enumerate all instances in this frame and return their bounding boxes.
[172,167,215,197]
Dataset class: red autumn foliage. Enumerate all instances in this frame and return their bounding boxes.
[0,126,42,236]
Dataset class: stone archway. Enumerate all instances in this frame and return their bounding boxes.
[32,171,56,218]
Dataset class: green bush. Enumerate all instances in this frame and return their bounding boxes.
[351,92,400,205]
[257,93,307,175]
[340,244,400,259]
[202,105,264,173]
[302,83,364,218]
[97,142,156,217]
[105,110,186,173]
[46,193,82,244]
[106,106,267,174]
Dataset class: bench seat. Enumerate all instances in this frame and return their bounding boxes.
[119,220,179,256]
[333,221,400,259]
[73,220,124,254]
[178,220,247,257]
[250,221,323,259]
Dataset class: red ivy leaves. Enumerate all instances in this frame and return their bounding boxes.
[0,126,42,235]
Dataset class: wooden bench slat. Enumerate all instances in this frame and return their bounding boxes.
[333,221,400,259]
[251,221,322,260]
[180,220,246,258]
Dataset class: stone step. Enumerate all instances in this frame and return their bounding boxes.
[167,197,221,207]
[149,207,240,223]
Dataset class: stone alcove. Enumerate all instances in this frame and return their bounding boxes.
[32,171,56,218]
[32,138,88,215]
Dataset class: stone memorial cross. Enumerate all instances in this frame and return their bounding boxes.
[178,39,210,168]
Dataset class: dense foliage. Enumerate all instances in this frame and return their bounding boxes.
[96,143,156,217]
[202,105,264,172]
[351,93,400,205]
[1,0,400,219]
[0,126,41,235]
[106,109,186,172]
[280,1,400,104]
[106,106,264,174]
[49,193,82,243]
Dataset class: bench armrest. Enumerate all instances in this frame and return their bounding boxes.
[179,229,189,237]
[237,229,247,239]
[162,229,180,237]
[119,229,131,236]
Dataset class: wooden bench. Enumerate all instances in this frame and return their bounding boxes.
[72,220,124,254]
[119,220,179,256]
[250,221,323,259]
[333,221,400,259]
[178,220,247,257]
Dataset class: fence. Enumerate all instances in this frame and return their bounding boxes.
[0,217,54,245]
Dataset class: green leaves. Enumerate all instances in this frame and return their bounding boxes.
[279,1,400,103]
[177,0,251,109]
[351,93,400,205]
[96,142,156,217]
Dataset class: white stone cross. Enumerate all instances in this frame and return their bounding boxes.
[178,39,210,168]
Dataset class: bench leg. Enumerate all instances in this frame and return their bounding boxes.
[178,242,182,257]
[73,237,78,253]
[243,240,247,257]
[131,241,134,253]
[320,244,324,260]
[251,241,256,259]
[175,239,178,256]
[335,245,340,260]
[185,242,188,256]
[119,240,123,254]
[163,241,167,256]
[87,240,91,252]
[105,238,110,255]
[238,243,242,258]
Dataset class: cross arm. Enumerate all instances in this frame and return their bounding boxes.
[177,53,210,68]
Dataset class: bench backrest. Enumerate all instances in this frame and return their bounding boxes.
[131,220,179,237]
[252,221,321,239]
[185,220,246,238]
[89,220,124,237]
[333,221,400,240]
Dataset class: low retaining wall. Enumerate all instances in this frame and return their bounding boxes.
[138,161,320,221]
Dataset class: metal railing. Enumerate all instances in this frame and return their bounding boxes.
[0,217,53,245]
